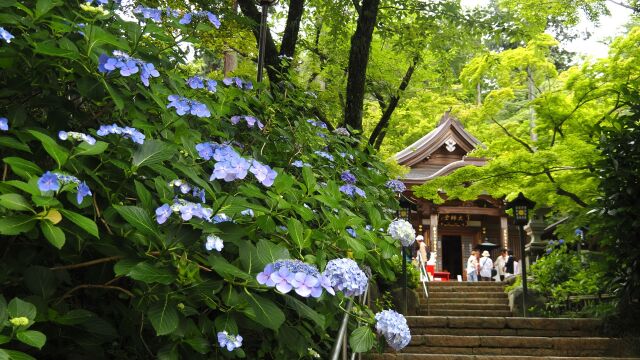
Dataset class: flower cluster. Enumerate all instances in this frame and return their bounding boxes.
[37,171,92,204]
[322,258,368,297]
[196,142,277,187]
[0,27,14,43]
[292,160,311,168]
[98,51,159,86]
[339,184,366,198]
[385,179,406,193]
[306,119,328,129]
[168,179,206,203]
[340,170,357,184]
[217,331,242,352]
[85,0,120,6]
[545,239,565,254]
[213,213,232,224]
[179,11,221,29]
[133,6,162,22]
[96,124,145,144]
[314,151,334,161]
[167,95,211,118]
[346,228,357,238]
[375,310,411,350]
[155,199,213,224]
[388,219,416,246]
[240,209,254,217]
[0,117,8,131]
[186,76,217,92]
[205,235,224,252]
[222,77,253,90]
[230,115,264,130]
[59,131,96,145]
[333,127,350,136]
[257,259,335,298]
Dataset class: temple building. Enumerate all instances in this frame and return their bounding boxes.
[395,113,523,280]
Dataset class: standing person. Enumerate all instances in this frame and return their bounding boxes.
[505,250,515,278]
[415,235,428,264]
[494,249,508,282]
[513,257,520,276]
[479,250,493,281]
[466,250,478,282]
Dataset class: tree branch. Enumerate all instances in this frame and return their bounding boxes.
[490,117,534,153]
[50,256,123,271]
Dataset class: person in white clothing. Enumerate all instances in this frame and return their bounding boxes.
[466,250,479,282]
[479,250,494,281]
[494,249,508,282]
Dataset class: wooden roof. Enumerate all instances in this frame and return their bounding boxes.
[394,112,486,184]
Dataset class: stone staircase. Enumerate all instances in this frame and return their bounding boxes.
[366,282,640,359]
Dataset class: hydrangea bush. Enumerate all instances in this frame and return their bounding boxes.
[0,1,409,358]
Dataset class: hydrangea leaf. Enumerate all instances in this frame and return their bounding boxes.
[2,350,36,360]
[71,141,108,157]
[58,209,98,238]
[241,293,285,331]
[128,262,175,285]
[16,330,46,350]
[208,255,253,281]
[148,299,179,336]
[0,215,36,235]
[0,136,31,152]
[40,220,65,249]
[283,295,325,329]
[132,140,175,169]
[0,193,33,212]
[24,266,56,299]
[7,298,36,320]
[287,218,310,251]
[349,326,376,353]
[256,240,289,267]
[113,205,159,238]
[3,157,42,180]
[27,130,69,168]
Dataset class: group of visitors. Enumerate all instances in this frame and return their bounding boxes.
[466,249,518,282]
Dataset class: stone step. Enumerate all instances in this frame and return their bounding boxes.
[426,286,505,292]
[427,282,508,287]
[410,326,602,337]
[426,309,513,317]
[423,303,511,311]
[426,298,510,305]
[406,317,604,332]
[365,354,640,359]
[400,346,614,357]
[427,292,508,299]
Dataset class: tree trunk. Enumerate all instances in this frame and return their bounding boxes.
[223,0,239,76]
[368,57,418,148]
[344,0,381,131]
[527,65,537,141]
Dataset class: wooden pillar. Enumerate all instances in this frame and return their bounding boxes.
[500,216,509,250]
[431,213,439,270]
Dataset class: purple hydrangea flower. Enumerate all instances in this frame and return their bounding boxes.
[0,117,8,131]
[229,115,264,130]
[96,124,145,144]
[256,259,335,298]
[322,258,368,297]
[98,51,158,86]
[306,119,328,129]
[212,213,232,224]
[346,228,357,238]
[186,76,204,89]
[385,179,406,193]
[339,184,366,198]
[217,331,242,351]
[76,182,92,204]
[375,310,411,350]
[155,204,171,224]
[314,151,334,161]
[167,95,210,118]
[0,27,14,43]
[222,77,252,90]
[206,79,217,92]
[250,160,277,187]
[38,171,60,192]
[341,170,357,184]
[205,234,224,252]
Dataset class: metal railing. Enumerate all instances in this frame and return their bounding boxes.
[329,281,370,360]
[416,252,430,314]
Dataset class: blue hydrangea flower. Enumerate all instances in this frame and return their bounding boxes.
[385,179,406,193]
[559,239,565,244]
[38,171,60,192]
[339,184,366,198]
[250,160,277,187]
[314,151,334,161]
[365,224,372,231]
[96,124,145,144]
[167,95,210,118]
[205,234,224,252]
[222,77,252,90]
[240,209,254,217]
[76,182,92,204]
[0,117,8,131]
[306,119,328,129]
[375,310,411,350]
[257,259,335,298]
[388,219,416,247]
[168,179,206,203]
[98,51,159,86]
[339,152,355,160]
[186,76,204,89]
[212,213,232,224]
[346,228,357,238]
[133,6,162,22]
[292,160,311,168]
[340,170,357,184]
[155,204,171,224]
[155,199,214,224]
[0,27,14,43]
[217,331,242,352]
[322,258,368,297]
[206,79,217,92]
[179,11,221,28]
[229,115,264,130]
[86,0,119,6]
[59,130,97,145]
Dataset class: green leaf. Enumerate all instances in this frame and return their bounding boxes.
[241,293,285,331]
[24,266,56,299]
[113,258,139,276]
[0,136,30,152]
[207,255,252,281]
[148,299,179,336]
[0,295,6,331]
[7,298,36,320]
[288,218,310,251]
[0,215,36,235]
[0,194,33,212]
[35,0,62,19]
[132,140,174,169]
[88,25,129,50]
[58,209,99,238]
[256,240,289,267]
[346,235,368,258]
[72,141,108,157]
[184,337,209,354]
[349,326,376,353]
[3,157,42,179]
[40,220,65,249]
[33,40,78,59]
[16,330,46,350]
[302,167,317,194]
[113,205,159,237]
[283,295,325,328]
[27,130,69,167]
[134,180,152,210]
[53,309,94,325]
[102,80,124,110]
[4,350,36,360]
[128,262,175,285]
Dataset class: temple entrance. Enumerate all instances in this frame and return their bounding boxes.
[441,235,462,279]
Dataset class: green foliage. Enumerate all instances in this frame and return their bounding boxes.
[0,1,406,358]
